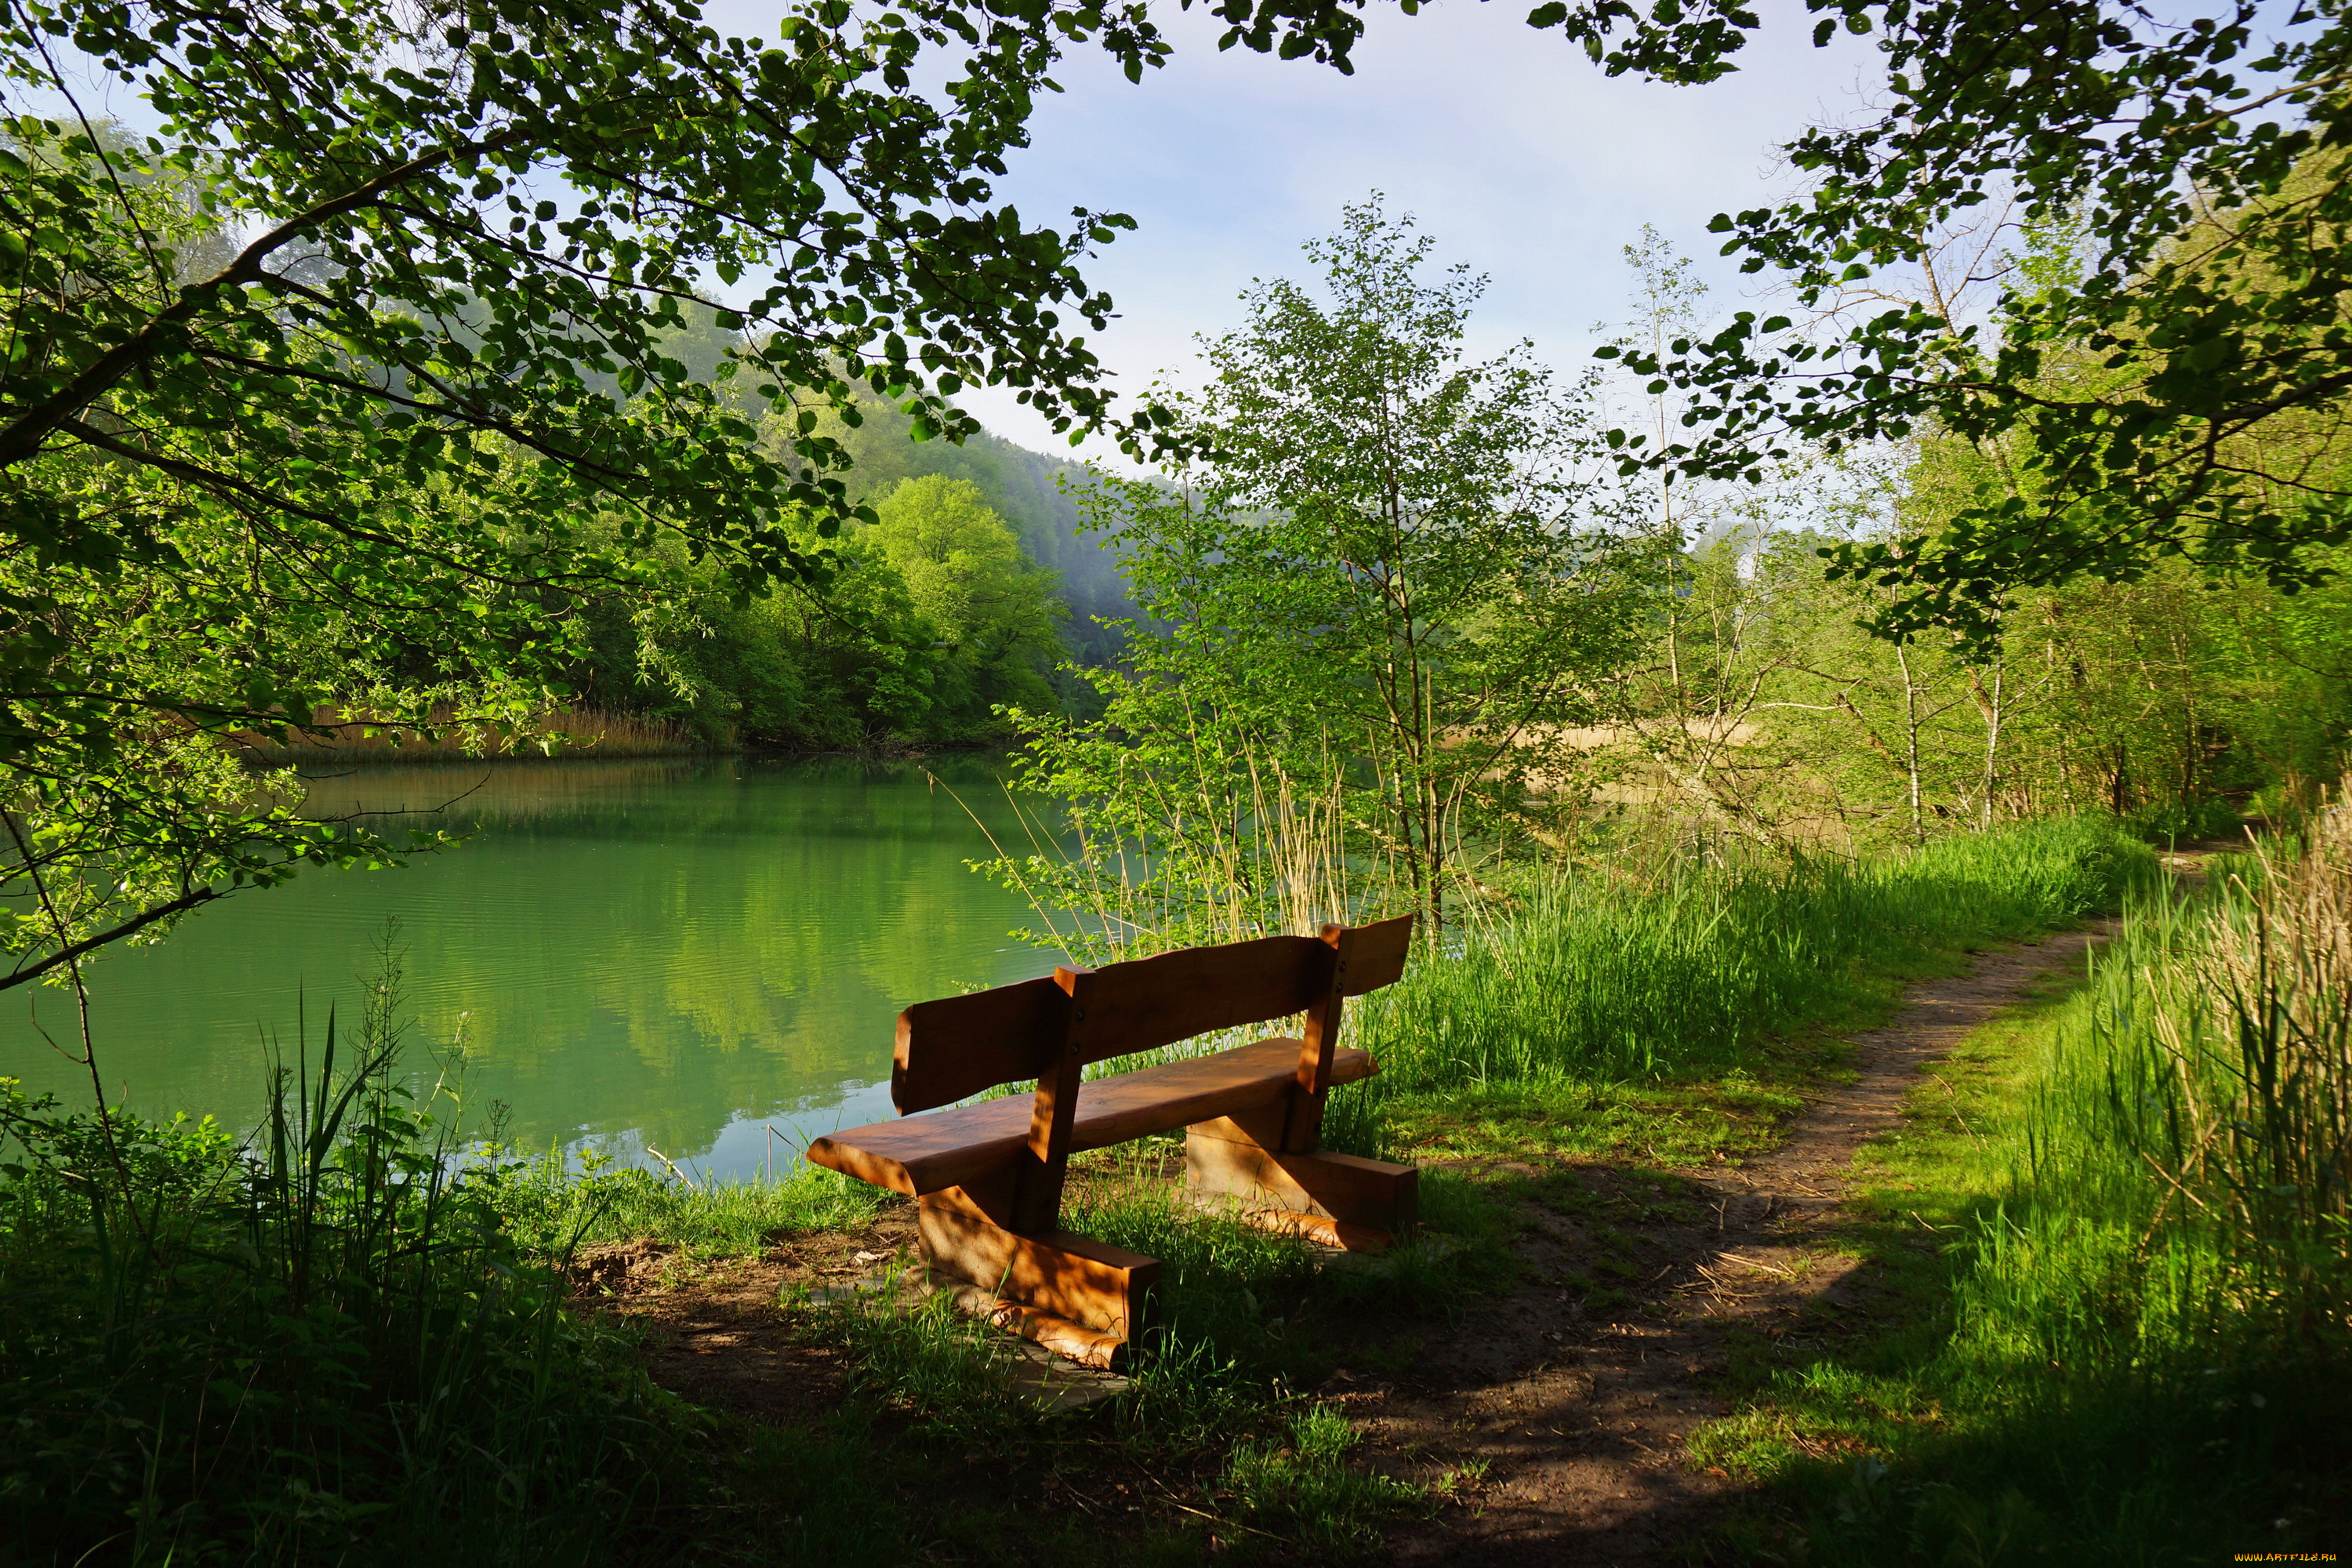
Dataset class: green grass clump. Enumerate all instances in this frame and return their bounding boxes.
[1218,1402,1428,1552]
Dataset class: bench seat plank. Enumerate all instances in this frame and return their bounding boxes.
[808,1036,1377,1199]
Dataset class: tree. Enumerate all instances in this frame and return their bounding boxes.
[1194,0,2352,630]
[1007,201,1648,942]
[771,383,1142,665]
[0,0,1178,985]
[869,475,1063,728]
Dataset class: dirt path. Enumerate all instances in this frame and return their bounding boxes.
[1360,925,2109,1566]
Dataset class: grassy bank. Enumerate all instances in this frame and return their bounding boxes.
[0,818,2159,1564]
[1323,817,2155,1164]
[1693,833,2351,1563]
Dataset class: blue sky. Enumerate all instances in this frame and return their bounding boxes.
[902,1,1888,462]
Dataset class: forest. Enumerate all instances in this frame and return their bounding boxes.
[1,0,2348,1564]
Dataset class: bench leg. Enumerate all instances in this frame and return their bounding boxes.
[1185,1117,1420,1253]
[916,1185,1160,1371]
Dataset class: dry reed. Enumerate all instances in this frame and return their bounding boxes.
[964,743,1406,965]
[2136,798,2352,1338]
[234,705,722,765]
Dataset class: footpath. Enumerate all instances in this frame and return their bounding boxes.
[1372,925,2107,1563]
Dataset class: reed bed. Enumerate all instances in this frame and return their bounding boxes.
[236,703,722,765]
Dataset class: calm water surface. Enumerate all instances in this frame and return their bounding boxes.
[0,754,1057,1178]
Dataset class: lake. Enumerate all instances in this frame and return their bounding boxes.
[0,754,1060,1179]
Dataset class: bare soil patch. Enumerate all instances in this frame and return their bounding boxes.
[572,1210,917,1424]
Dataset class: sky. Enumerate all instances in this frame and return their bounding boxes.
[48,0,1887,469]
[859,0,1889,464]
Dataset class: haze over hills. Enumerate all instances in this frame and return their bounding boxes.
[801,388,1141,668]
[646,306,1141,666]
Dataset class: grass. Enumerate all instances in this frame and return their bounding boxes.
[1690,851,2352,1565]
[1218,1403,1434,1551]
[0,814,2166,1565]
[1327,815,2158,1168]
[0,1004,699,1566]
[494,1145,889,1258]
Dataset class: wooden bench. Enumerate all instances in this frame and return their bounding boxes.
[807,916,1419,1370]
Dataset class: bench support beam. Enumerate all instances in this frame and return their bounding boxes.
[916,1185,1160,1371]
[1185,1118,1420,1252]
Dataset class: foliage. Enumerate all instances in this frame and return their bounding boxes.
[0,1000,689,1564]
[1577,229,2352,848]
[1565,0,2352,633]
[1003,200,1650,942]
[1669,523,2352,844]
[871,476,1065,717]
[570,474,1069,747]
[772,379,1143,667]
[1192,6,2352,626]
[0,0,1176,982]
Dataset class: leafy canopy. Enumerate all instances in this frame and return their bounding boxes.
[0,0,1179,984]
[871,474,1062,667]
[1208,0,2352,633]
[1582,0,2352,635]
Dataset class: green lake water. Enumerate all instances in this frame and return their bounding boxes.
[0,754,1060,1179]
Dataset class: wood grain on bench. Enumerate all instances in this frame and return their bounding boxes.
[810,1036,1379,1198]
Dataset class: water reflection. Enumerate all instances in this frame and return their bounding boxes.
[0,754,1059,1177]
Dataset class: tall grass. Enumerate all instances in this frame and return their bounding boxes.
[2116,815,2352,1343]
[1703,817,2350,1563]
[0,976,695,1566]
[1346,816,2154,1094]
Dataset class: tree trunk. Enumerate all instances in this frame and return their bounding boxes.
[1969,658,2005,828]
[1896,640,1924,845]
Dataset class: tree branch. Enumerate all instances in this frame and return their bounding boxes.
[0,886,221,993]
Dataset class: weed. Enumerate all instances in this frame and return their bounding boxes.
[1217,1403,1428,1553]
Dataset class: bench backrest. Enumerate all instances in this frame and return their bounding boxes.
[892,915,1416,1116]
